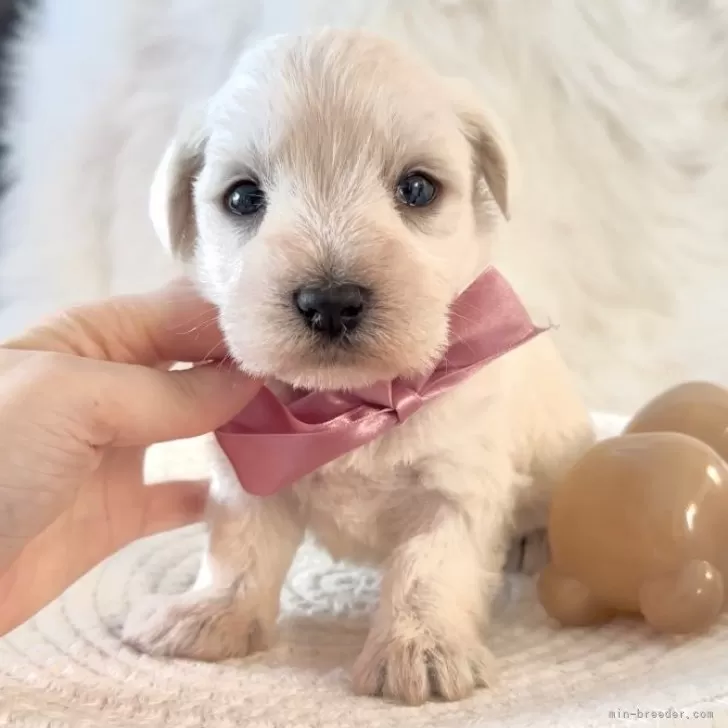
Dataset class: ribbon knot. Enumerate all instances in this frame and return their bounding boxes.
[216,267,546,497]
[391,385,425,424]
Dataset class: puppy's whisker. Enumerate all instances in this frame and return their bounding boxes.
[214,356,238,374]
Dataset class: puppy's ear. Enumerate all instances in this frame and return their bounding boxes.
[448,79,512,221]
[149,114,207,259]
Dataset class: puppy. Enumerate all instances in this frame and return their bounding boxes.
[122,30,593,704]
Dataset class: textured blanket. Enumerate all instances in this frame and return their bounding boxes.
[1,414,727,728]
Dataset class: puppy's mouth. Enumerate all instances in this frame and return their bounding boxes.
[222,280,448,392]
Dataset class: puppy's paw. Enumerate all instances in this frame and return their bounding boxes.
[352,626,496,705]
[121,590,273,661]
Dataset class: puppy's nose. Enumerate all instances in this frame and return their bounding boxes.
[295,283,368,338]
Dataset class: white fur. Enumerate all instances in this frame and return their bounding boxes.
[118,31,594,704]
[2,1,728,412]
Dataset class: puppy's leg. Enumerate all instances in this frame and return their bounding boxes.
[122,485,304,661]
[508,349,595,575]
[352,491,507,705]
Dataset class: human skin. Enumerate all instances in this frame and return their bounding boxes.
[0,279,261,636]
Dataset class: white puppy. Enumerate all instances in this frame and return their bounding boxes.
[120,30,592,704]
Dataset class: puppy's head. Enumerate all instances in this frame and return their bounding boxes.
[151,30,510,390]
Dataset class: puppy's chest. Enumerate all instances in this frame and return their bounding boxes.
[293,453,423,563]
[290,379,504,560]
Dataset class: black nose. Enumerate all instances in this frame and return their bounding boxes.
[295,283,368,338]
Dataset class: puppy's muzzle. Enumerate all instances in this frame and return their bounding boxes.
[294,283,369,340]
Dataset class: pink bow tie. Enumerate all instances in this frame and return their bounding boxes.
[216,267,545,496]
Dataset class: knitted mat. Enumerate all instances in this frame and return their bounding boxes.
[1,414,727,728]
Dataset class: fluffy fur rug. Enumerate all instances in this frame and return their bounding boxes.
[1,1,728,412]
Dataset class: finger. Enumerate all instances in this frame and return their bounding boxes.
[88,361,262,447]
[3,278,228,365]
[138,479,209,536]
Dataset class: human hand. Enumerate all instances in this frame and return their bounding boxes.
[0,279,260,636]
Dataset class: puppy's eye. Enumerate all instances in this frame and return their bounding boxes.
[224,180,266,216]
[396,172,438,207]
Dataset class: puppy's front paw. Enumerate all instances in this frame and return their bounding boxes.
[121,589,274,661]
[352,625,496,705]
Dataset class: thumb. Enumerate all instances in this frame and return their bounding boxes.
[89,362,262,447]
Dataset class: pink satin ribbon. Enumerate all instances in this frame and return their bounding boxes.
[216,267,545,496]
